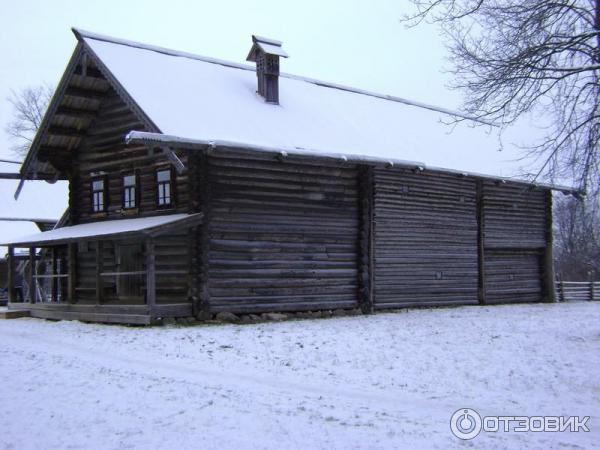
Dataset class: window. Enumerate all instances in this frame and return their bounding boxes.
[91,178,106,212]
[157,169,172,206]
[123,174,137,209]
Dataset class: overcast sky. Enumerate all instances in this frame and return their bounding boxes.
[0,0,460,158]
[0,0,542,252]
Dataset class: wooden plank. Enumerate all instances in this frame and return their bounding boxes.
[153,303,193,317]
[7,247,15,303]
[33,274,70,279]
[358,166,373,313]
[95,241,103,304]
[46,125,87,138]
[146,239,156,311]
[542,190,556,302]
[0,309,30,319]
[52,247,58,303]
[28,248,36,304]
[197,153,211,318]
[27,308,153,325]
[55,105,98,119]
[64,86,107,101]
[68,243,77,303]
[476,180,486,305]
[100,271,146,277]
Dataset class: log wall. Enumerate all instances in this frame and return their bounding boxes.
[371,170,549,308]
[203,152,360,313]
[67,82,192,306]
[372,169,479,308]
[72,88,190,224]
[482,182,547,304]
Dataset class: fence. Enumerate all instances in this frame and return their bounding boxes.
[557,281,599,302]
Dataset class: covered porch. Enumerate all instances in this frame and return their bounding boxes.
[4,213,201,324]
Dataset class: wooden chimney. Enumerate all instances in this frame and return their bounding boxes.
[246,35,288,104]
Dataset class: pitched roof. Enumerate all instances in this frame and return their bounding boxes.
[20,28,577,192]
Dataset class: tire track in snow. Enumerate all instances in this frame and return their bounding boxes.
[0,326,456,420]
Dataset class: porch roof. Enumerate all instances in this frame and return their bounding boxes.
[2,213,202,247]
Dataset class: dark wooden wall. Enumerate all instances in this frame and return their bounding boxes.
[200,152,360,313]
[372,169,479,308]
[482,182,547,304]
[369,168,549,309]
[66,77,193,306]
[72,88,190,224]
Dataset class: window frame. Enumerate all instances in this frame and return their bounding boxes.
[156,167,175,208]
[91,176,108,213]
[122,172,139,210]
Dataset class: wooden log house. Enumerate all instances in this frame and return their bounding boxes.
[3,29,577,324]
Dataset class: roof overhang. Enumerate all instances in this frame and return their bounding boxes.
[125,131,581,195]
[3,213,202,247]
[16,28,162,200]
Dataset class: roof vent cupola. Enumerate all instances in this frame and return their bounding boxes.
[246,35,288,104]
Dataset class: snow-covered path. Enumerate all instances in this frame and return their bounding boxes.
[1,302,599,449]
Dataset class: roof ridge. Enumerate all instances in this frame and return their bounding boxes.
[71,27,493,125]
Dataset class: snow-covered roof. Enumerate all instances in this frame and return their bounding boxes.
[0,177,67,255]
[4,213,201,247]
[76,29,548,184]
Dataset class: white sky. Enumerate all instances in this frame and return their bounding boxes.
[0,0,547,255]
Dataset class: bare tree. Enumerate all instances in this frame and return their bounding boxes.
[403,0,600,193]
[5,85,54,157]
[554,195,600,280]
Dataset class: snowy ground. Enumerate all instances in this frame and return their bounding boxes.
[0,302,599,449]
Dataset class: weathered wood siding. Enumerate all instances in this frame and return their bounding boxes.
[64,77,193,306]
[203,152,360,313]
[482,182,547,303]
[372,169,479,308]
[483,250,543,303]
[155,231,191,304]
[72,88,190,224]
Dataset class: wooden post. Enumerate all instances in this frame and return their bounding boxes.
[196,152,212,319]
[95,241,103,304]
[476,180,487,305]
[68,243,77,303]
[7,247,15,303]
[28,247,36,303]
[146,238,156,312]
[51,247,58,303]
[557,279,563,302]
[358,166,374,314]
[542,190,557,302]
[187,152,201,313]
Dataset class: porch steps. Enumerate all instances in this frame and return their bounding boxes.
[0,308,31,319]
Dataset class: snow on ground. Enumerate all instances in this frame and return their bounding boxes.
[0,302,599,449]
